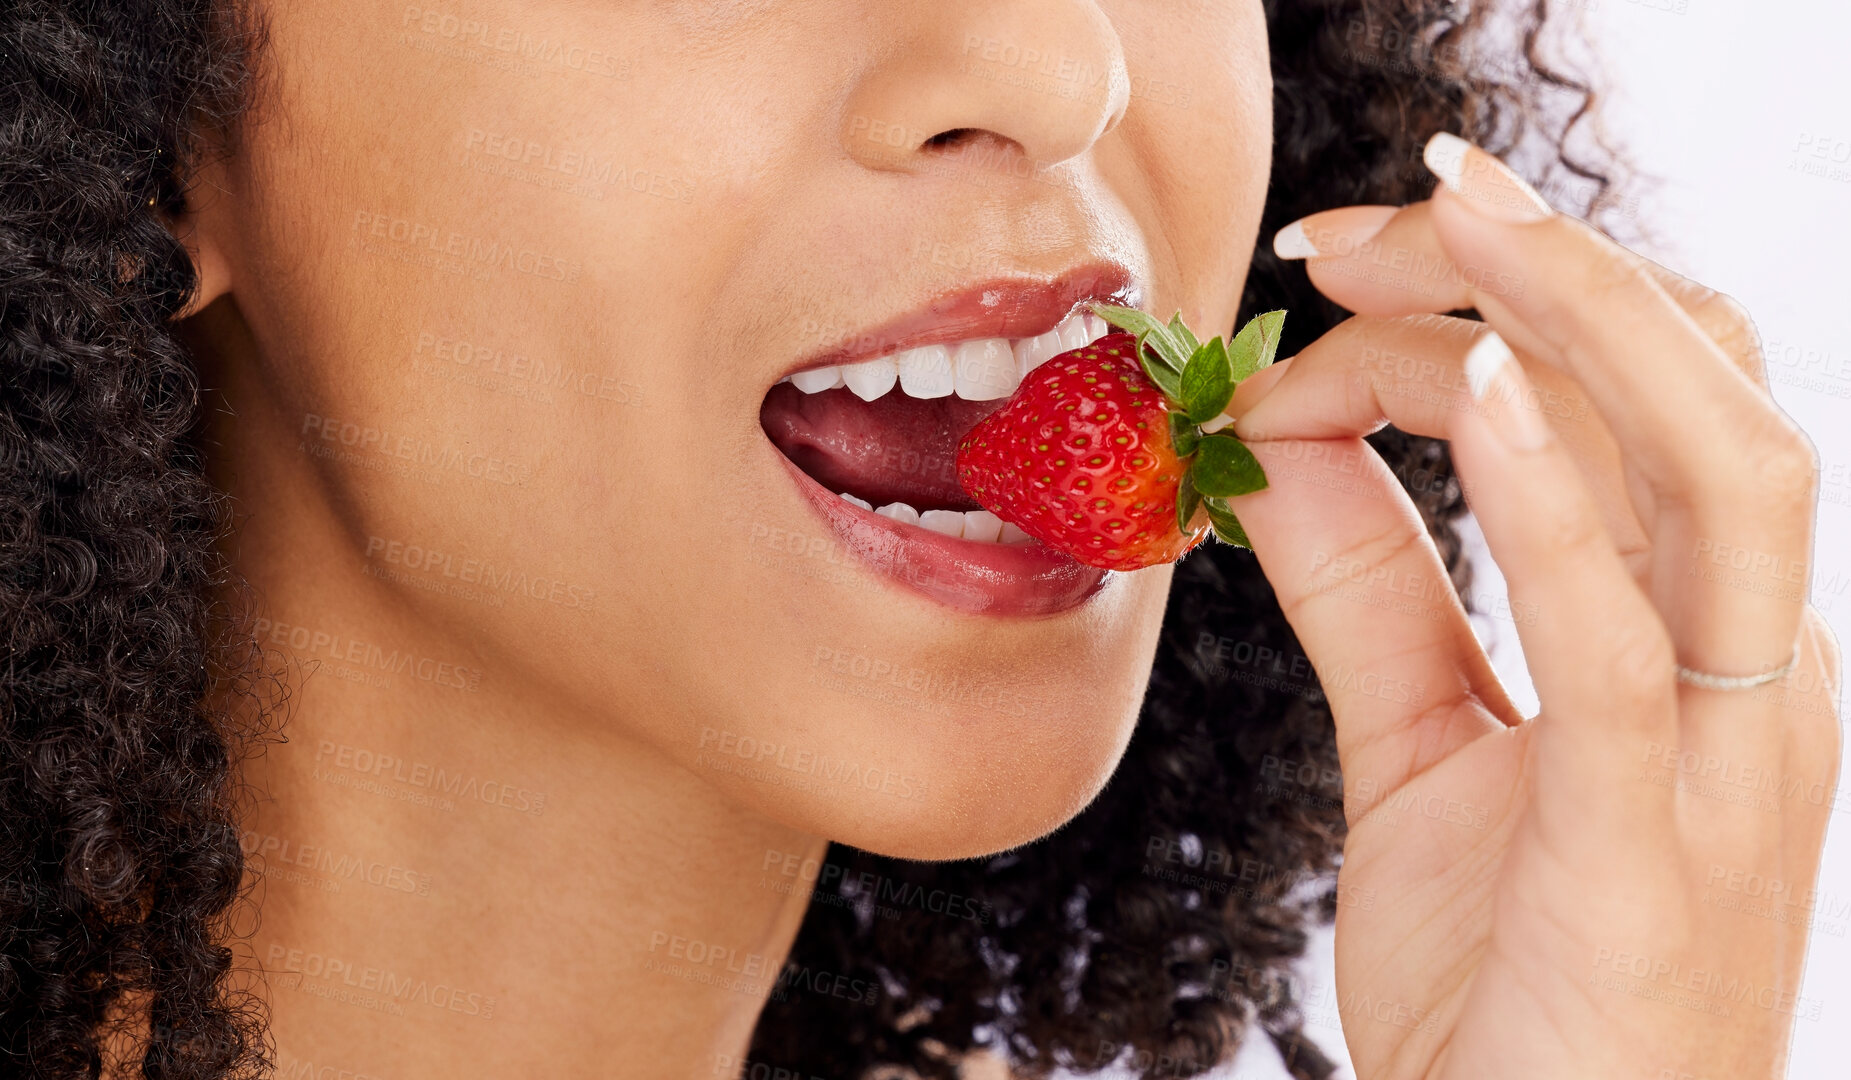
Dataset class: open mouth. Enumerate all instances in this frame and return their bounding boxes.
[759,268,1136,616]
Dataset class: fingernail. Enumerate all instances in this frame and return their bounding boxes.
[1465,331,1551,451]
[1230,355,1293,416]
[1223,355,1296,439]
[1423,133,1554,225]
[1272,206,1400,261]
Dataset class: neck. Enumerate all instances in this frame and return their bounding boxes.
[195,306,823,1080]
[235,548,824,1080]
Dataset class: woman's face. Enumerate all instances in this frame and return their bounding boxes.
[194,1,1270,859]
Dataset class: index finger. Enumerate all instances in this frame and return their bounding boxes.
[1284,138,1807,527]
[1279,199,1771,389]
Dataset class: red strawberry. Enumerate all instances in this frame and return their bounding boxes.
[956,334,1201,570]
[956,306,1285,571]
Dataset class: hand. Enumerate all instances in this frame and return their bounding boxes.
[1224,133,1842,1080]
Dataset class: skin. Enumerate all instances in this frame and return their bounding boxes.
[175,2,1266,1076]
[167,2,1838,1078]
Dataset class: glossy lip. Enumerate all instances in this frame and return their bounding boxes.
[776,454,1109,617]
[774,260,1140,381]
[762,262,1139,616]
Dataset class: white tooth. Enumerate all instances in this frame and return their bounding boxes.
[960,510,1004,543]
[1012,330,1065,380]
[839,492,873,511]
[952,338,1018,400]
[896,344,954,398]
[918,509,965,537]
[999,521,1035,544]
[875,501,920,525]
[791,366,843,393]
[1055,313,1090,351]
[840,355,898,401]
[1084,312,1109,342]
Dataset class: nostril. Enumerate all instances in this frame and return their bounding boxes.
[922,127,1022,157]
[924,127,978,150]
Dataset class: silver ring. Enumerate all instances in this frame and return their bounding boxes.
[1675,650,1798,691]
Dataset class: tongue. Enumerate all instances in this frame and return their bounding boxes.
[760,382,1004,511]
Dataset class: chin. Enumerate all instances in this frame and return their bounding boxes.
[681,611,1162,863]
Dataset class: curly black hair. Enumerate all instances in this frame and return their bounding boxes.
[0,2,1614,1078]
[1,2,273,1078]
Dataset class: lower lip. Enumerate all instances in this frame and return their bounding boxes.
[774,456,1109,617]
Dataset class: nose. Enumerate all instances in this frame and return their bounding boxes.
[839,1,1129,173]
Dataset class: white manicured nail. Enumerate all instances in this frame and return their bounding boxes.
[1423,132,1553,224]
[1272,220,1320,260]
[1465,331,1550,451]
[1424,132,1470,190]
[1465,331,1514,400]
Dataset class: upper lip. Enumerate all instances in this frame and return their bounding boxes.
[775,260,1141,381]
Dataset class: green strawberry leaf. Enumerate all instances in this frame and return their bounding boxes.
[1089,303,1187,377]
[1168,312,1200,353]
[1251,310,1286,367]
[1227,309,1287,383]
[1134,330,1183,399]
[1202,497,1253,548]
[1168,410,1200,457]
[1189,433,1268,497]
[1179,337,1234,424]
[1175,470,1203,534]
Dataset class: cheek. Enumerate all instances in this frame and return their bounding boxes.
[236,1,726,384]
[220,2,787,676]
[1100,0,1271,324]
